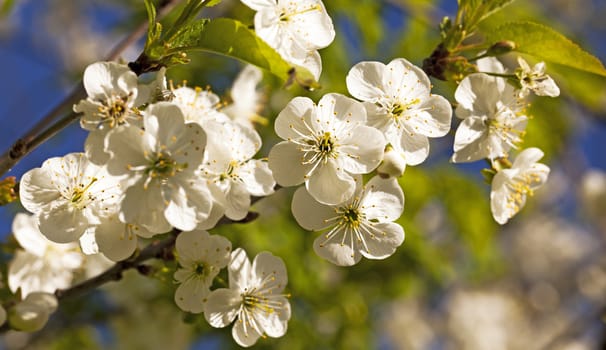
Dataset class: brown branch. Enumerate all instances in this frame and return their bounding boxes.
[0,0,180,177]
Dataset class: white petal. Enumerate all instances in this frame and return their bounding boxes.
[232,312,263,347]
[291,186,333,230]
[204,288,241,327]
[359,222,404,260]
[361,176,404,222]
[268,141,310,186]
[313,234,360,266]
[19,168,61,215]
[38,202,88,243]
[94,217,138,262]
[83,62,135,100]
[397,131,430,166]
[163,185,198,232]
[346,61,387,101]
[306,161,356,205]
[120,181,172,234]
[12,213,48,256]
[512,147,544,168]
[256,297,291,338]
[274,97,316,140]
[229,248,252,293]
[174,278,210,314]
[252,251,288,288]
[239,160,276,197]
[339,126,386,173]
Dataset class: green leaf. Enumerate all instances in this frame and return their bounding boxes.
[168,18,319,89]
[487,21,606,77]
[204,0,222,6]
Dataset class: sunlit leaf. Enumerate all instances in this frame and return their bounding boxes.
[487,21,606,77]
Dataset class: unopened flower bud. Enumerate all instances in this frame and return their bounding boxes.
[486,41,517,57]
[378,148,407,178]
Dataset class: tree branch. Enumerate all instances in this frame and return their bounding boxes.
[0,0,180,177]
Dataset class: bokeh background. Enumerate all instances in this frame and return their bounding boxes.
[0,0,605,349]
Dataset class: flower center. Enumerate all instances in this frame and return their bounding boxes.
[506,172,544,211]
[96,94,137,128]
[279,4,322,22]
[70,177,98,207]
[194,262,206,276]
[145,152,187,179]
[218,160,240,182]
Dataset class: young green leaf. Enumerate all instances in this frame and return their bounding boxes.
[487,21,606,77]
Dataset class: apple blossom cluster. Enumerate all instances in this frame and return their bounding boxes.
[451,57,558,224]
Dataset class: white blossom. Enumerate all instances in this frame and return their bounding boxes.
[346,58,452,166]
[174,230,231,314]
[74,61,144,131]
[19,152,122,243]
[204,248,290,347]
[171,86,229,126]
[8,213,84,297]
[201,120,275,220]
[268,93,386,205]
[8,292,58,332]
[451,73,527,163]
[240,0,335,80]
[105,102,212,233]
[222,65,266,128]
[490,147,550,224]
[516,57,560,98]
[292,175,405,266]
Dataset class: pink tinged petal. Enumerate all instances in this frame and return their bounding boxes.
[306,161,356,205]
[397,131,430,166]
[95,217,138,262]
[229,248,252,293]
[174,278,211,314]
[252,252,288,288]
[359,222,404,260]
[19,168,61,215]
[274,97,316,140]
[291,186,334,231]
[268,141,310,186]
[313,234,360,266]
[163,185,198,232]
[361,176,404,222]
[232,312,263,347]
[339,125,386,173]
[346,61,388,101]
[120,181,172,234]
[204,288,242,328]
